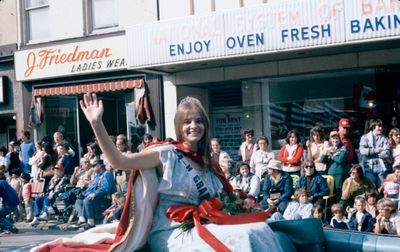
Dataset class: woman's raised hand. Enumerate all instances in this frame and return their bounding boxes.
[79,93,104,125]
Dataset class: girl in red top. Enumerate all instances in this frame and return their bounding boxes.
[278,129,304,175]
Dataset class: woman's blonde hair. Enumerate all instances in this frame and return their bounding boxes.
[377,198,396,214]
[174,97,211,166]
[388,127,400,148]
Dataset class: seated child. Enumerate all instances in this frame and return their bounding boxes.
[347,196,374,232]
[312,203,329,227]
[21,173,33,222]
[383,173,399,208]
[102,192,125,224]
[330,203,348,229]
[112,195,125,222]
[271,188,313,220]
[365,191,379,220]
[8,169,22,222]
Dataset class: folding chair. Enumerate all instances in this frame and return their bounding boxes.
[30,178,46,198]
[322,175,335,221]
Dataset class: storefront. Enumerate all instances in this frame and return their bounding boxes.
[0,44,18,147]
[126,0,400,160]
[15,35,163,156]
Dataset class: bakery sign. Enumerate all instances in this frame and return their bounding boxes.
[15,36,127,81]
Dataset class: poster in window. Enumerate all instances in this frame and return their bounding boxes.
[211,112,243,161]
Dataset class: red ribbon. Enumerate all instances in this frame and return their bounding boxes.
[166,197,273,252]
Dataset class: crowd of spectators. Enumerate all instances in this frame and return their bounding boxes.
[0,130,149,234]
[216,117,400,235]
[1,116,400,237]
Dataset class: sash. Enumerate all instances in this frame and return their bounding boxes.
[174,149,211,200]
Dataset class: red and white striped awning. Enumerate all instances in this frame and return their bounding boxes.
[33,78,144,97]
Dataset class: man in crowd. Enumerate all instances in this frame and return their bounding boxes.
[359,118,390,188]
[75,159,116,230]
[0,171,19,233]
[19,130,35,175]
[30,163,70,226]
[338,118,358,168]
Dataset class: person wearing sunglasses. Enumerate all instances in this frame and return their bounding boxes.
[296,160,328,204]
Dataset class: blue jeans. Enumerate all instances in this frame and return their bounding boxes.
[33,196,54,217]
[365,165,386,188]
[21,163,32,175]
[75,196,110,219]
[0,203,16,218]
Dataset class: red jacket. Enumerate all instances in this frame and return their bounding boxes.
[278,145,304,170]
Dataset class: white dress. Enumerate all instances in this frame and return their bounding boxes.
[148,145,283,252]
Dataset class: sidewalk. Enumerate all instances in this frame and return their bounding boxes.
[0,219,81,252]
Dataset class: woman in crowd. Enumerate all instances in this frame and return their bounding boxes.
[70,157,93,190]
[278,129,304,175]
[232,162,260,199]
[260,159,294,213]
[238,128,257,163]
[84,142,101,165]
[79,93,283,251]
[341,164,376,208]
[28,141,44,180]
[374,198,400,235]
[296,160,329,204]
[320,130,348,194]
[137,133,153,152]
[38,141,55,191]
[220,156,235,182]
[388,127,400,166]
[305,126,328,175]
[210,138,231,170]
[250,136,275,180]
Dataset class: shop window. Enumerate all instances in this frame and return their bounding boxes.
[210,83,248,161]
[210,85,242,108]
[264,70,377,150]
[25,0,50,41]
[90,0,118,30]
[42,96,77,146]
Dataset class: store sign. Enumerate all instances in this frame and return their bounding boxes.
[344,0,400,41]
[126,0,400,69]
[15,36,127,81]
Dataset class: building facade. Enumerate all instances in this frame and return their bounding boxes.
[0,0,19,147]
[14,0,164,155]
[126,0,400,160]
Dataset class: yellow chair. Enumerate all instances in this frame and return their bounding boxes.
[290,174,300,200]
[322,175,336,221]
[290,174,300,189]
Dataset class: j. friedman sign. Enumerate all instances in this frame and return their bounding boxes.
[126,0,400,69]
[15,36,127,81]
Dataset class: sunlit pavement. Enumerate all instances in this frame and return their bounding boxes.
[0,220,81,252]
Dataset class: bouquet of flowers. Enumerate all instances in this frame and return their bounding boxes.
[167,194,266,233]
